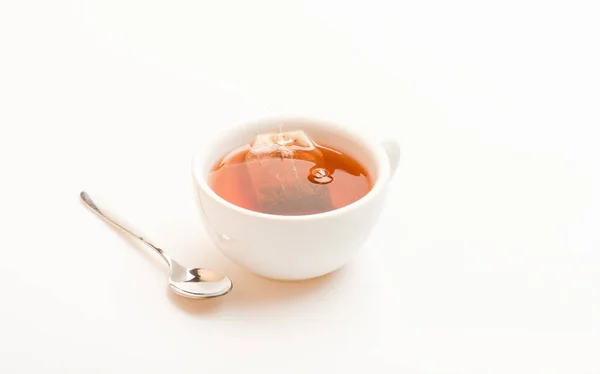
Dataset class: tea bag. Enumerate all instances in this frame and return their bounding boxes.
[245,130,334,215]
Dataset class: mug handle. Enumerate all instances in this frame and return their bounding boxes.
[382,138,401,180]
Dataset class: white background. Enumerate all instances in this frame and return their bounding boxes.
[1,0,599,373]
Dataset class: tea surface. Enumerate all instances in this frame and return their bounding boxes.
[208,138,372,216]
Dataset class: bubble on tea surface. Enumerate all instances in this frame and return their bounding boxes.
[308,167,333,184]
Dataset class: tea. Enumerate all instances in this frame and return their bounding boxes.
[208,130,372,216]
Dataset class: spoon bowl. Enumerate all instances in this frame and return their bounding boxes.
[168,262,233,299]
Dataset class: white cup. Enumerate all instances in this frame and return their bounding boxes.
[192,117,400,280]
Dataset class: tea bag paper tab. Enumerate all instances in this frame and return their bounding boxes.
[248,130,317,158]
[245,130,334,215]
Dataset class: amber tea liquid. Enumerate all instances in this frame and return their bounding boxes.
[208,138,372,216]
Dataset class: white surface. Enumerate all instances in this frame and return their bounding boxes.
[0,0,599,373]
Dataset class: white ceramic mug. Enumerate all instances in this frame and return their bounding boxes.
[192,117,400,280]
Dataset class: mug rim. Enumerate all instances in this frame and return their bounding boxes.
[191,116,391,221]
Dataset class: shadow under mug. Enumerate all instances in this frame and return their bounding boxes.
[192,117,400,280]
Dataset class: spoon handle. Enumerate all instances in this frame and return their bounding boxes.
[80,191,172,267]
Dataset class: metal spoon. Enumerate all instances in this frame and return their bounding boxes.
[80,191,233,299]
